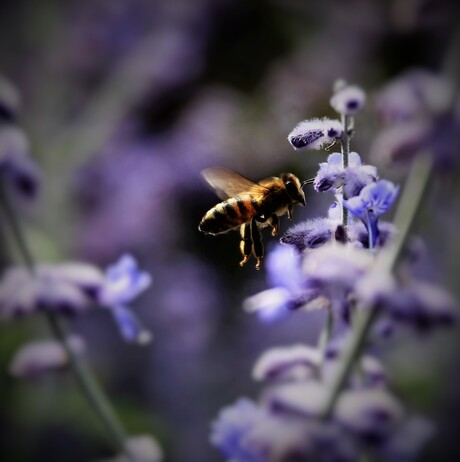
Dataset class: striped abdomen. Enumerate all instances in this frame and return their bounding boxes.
[199,197,259,235]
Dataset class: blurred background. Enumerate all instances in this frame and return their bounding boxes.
[0,0,460,461]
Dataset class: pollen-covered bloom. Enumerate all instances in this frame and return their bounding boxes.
[344,180,399,248]
[9,335,85,378]
[288,117,342,150]
[314,152,377,198]
[243,245,325,322]
[330,84,366,115]
[98,254,153,344]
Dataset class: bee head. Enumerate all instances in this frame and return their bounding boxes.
[281,173,306,206]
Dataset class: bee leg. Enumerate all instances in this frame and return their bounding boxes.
[239,223,252,267]
[270,214,280,237]
[250,218,264,270]
[287,204,293,219]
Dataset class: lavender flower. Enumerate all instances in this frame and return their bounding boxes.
[288,118,342,150]
[330,84,366,115]
[9,335,85,378]
[0,255,153,343]
[344,180,399,248]
[375,69,454,123]
[324,336,386,387]
[381,417,435,462]
[210,398,269,462]
[211,397,342,462]
[98,254,152,344]
[302,243,373,293]
[334,388,404,443]
[243,245,324,321]
[0,75,20,121]
[252,345,321,382]
[0,124,39,198]
[314,151,377,198]
[371,69,460,170]
[0,263,104,319]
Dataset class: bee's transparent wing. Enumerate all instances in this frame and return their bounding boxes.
[201,166,268,200]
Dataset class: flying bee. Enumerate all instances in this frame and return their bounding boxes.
[198,166,309,270]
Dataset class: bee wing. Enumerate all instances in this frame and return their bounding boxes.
[201,166,268,200]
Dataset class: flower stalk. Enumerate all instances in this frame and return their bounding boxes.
[320,153,433,419]
[340,114,352,227]
[0,181,133,459]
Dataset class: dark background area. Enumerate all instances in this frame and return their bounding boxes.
[0,0,460,461]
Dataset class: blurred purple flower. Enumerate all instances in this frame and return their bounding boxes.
[98,254,152,344]
[0,124,40,198]
[302,243,373,293]
[335,388,404,444]
[375,69,454,123]
[288,118,342,150]
[210,398,268,462]
[371,69,460,170]
[9,335,85,378]
[252,344,321,383]
[330,84,366,115]
[324,336,386,388]
[0,75,20,121]
[381,417,435,462]
[211,397,328,462]
[314,151,377,198]
[0,263,104,319]
[243,245,324,322]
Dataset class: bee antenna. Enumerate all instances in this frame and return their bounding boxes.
[301,178,315,187]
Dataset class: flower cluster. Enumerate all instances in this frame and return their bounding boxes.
[370,69,460,171]
[211,78,457,462]
[211,345,434,462]
[0,254,153,344]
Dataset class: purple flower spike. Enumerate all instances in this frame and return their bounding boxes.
[330,85,366,115]
[98,255,153,344]
[288,118,342,150]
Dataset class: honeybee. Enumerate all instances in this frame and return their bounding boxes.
[198,166,307,270]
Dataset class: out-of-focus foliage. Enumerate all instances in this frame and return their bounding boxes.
[1,0,460,461]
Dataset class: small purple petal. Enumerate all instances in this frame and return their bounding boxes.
[110,304,152,344]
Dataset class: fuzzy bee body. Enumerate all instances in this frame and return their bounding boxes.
[198,167,306,269]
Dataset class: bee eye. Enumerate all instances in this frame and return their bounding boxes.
[285,181,299,198]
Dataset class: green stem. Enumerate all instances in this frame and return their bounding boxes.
[340,114,352,227]
[0,183,35,271]
[47,313,129,454]
[0,183,132,459]
[318,306,334,363]
[321,154,433,419]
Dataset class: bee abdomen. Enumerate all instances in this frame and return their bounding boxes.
[199,197,258,234]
